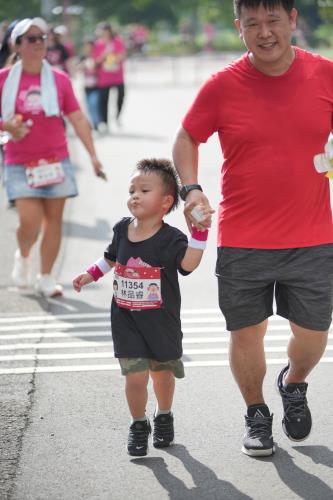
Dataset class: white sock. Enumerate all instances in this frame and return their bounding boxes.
[155,407,172,417]
[131,415,147,424]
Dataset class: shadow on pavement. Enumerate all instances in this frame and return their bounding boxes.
[63,218,111,241]
[131,444,251,500]
[269,444,333,499]
[97,131,167,142]
[22,293,109,315]
[293,445,333,468]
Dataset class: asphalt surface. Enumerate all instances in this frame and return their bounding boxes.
[0,54,333,500]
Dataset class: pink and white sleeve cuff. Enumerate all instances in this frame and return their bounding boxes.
[188,227,209,250]
[86,258,111,281]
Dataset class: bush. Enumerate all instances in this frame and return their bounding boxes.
[146,28,242,55]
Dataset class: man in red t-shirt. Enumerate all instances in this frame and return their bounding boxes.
[173,0,333,458]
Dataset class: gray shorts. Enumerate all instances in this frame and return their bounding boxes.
[215,245,333,332]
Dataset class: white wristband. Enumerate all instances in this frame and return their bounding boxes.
[95,257,112,274]
[188,238,207,250]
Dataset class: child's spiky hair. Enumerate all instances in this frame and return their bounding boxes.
[135,158,180,213]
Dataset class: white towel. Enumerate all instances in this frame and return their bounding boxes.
[1,59,60,120]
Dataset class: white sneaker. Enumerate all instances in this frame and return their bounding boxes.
[97,122,108,134]
[12,249,32,287]
[35,274,63,298]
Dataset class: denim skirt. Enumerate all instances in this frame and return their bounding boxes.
[4,157,78,201]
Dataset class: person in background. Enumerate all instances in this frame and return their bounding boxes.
[46,26,70,74]
[54,25,75,58]
[0,20,19,69]
[0,20,9,45]
[93,22,126,132]
[173,0,333,458]
[0,19,19,209]
[0,17,105,297]
[54,25,76,76]
[78,37,101,130]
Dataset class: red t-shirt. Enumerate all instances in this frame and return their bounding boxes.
[182,48,333,249]
[0,67,80,164]
[93,36,126,87]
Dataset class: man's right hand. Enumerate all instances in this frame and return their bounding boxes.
[184,190,214,232]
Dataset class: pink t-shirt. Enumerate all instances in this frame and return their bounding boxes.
[93,36,126,87]
[0,67,80,165]
[182,48,333,249]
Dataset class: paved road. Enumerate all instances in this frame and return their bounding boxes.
[1,55,333,499]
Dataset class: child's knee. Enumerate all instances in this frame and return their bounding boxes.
[150,369,174,384]
[126,370,149,389]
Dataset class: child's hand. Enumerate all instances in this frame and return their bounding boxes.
[72,272,94,292]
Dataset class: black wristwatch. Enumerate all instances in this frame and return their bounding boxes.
[180,184,203,201]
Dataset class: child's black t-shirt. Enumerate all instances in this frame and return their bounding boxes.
[104,217,190,361]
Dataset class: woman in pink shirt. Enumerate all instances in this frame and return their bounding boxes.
[94,23,126,131]
[0,17,105,297]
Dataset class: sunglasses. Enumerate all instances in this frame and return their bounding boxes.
[23,34,48,44]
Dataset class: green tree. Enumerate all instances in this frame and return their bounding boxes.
[0,0,40,21]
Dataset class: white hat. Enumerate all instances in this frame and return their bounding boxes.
[11,17,48,45]
[54,25,68,36]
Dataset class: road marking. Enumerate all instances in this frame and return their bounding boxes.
[1,310,333,375]
[0,316,229,332]
[1,357,333,375]
[0,320,308,333]
[0,309,286,323]
[3,334,333,351]
[2,327,328,341]
[1,345,333,361]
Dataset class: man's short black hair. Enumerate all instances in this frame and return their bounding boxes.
[234,0,294,17]
[135,158,180,213]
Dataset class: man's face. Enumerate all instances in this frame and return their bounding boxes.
[235,3,297,73]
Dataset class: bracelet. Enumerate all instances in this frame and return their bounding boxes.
[188,227,209,250]
[86,257,111,281]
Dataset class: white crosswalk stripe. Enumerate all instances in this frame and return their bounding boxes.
[0,309,332,375]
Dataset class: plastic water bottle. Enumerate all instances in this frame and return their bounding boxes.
[0,116,33,145]
[314,133,333,176]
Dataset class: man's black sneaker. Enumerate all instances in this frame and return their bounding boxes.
[242,404,275,457]
[127,419,151,456]
[277,364,312,441]
[153,412,174,448]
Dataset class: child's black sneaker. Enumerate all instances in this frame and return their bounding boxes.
[277,364,312,441]
[242,404,275,457]
[127,419,151,456]
[153,412,174,448]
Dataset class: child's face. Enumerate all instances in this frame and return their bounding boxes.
[127,171,172,219]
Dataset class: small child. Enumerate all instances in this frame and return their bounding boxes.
[72,158,210,456]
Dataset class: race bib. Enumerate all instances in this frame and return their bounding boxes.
[113,263,162,310]
[25,158,64,188]
[103,53,119,72]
